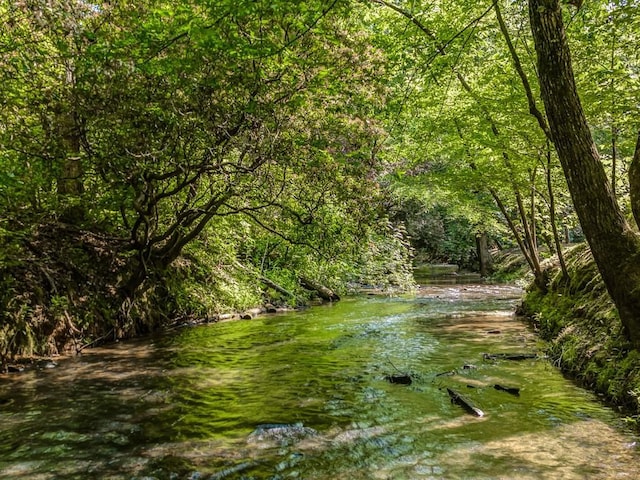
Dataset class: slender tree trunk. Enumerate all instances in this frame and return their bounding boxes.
[455,75,544,285]
[57,62,84,222]
[529,166,538,252]
[476,231,492,277]
[611,124,618,197]
[629,130,640,229]
[545,145,569,283]
[610,32,618,197]
[530,0,640,346]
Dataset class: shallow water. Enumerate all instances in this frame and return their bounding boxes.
[1,283,639,479]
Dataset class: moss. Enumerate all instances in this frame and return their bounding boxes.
[522,243,640,415]
[490,249,532,284]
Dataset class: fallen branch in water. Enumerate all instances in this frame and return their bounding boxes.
[483,353,538,361]
[385,374,412,385]
[446,387,485,417]
[494,384,521,396]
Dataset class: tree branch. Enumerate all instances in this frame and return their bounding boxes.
[494,1,552,141]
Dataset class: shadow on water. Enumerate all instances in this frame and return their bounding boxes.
[1,281,639,479]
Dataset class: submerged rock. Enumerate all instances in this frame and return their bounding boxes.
[210,462,255,480]
[248,423,318,445]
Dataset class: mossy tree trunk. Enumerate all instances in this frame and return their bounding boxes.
[529,0,640,346]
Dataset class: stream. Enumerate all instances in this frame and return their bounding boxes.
[1,282,640,479]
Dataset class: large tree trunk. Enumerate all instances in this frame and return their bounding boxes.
[529,0,640,346]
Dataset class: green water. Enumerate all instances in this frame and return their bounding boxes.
[1,284,639,479]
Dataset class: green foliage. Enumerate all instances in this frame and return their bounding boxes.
[2,0,640,364]
[354,220,416,291]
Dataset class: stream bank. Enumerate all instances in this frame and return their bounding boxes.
[0,223,346,370]
[519,243,640,419]
[2,282,639,479]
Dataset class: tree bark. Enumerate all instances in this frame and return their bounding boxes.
[476,231,493,277]
[529,0,640,346]
[299,277,340,302]
[629,129,640,229]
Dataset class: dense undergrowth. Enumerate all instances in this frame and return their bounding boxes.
[519,243,640,417]
[0,219,415,368]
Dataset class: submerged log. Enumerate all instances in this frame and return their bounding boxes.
[483,353,537,361]
[446,388,484,417]
[299,277,340,302]
[494,384,520,396]
[385,374,412,385]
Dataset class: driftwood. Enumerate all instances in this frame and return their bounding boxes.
[446,388,484,417]
[233,261,304,305]
[483,353,537,361]
[494,384,520,396]
[299,276,340,302]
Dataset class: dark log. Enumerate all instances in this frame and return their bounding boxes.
[385,374,412,385]
[446,388,484,417]
[494,384,520,396]
[233,261,304,305]
[483,353,537,361]
[299,277,340,302]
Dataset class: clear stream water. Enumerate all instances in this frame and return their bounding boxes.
[1,282,640,479]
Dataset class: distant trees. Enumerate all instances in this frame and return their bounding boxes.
[371,0,640,344]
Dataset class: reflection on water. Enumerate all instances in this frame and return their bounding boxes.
[1,283,639,479]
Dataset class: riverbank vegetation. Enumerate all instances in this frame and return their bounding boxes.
[2,0,640,388]
[521,244,640,417]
